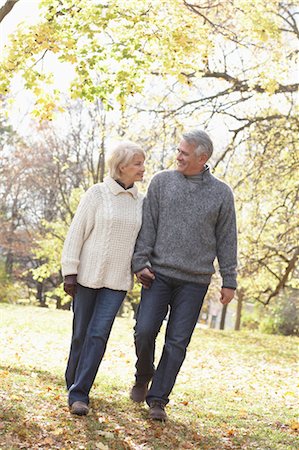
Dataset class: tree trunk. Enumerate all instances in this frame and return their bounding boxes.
[37,282,47,307]
[5,251,13,276]
[220,304,227,330]
[56,296,62,309]
[61,300,72,310]
[235,289,244,331]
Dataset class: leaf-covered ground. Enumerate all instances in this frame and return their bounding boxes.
[0,304,298,449]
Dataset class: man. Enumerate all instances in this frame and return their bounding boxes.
[130,129,237,421]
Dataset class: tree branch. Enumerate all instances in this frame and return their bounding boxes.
[264,247,299,305]
[0,0,20,23]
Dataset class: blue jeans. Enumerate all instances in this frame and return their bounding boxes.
[66,284,126,406]
[134,272,208,405]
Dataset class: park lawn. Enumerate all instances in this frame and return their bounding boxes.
[0,303,298,450]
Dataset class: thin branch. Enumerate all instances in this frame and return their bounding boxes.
[263,247,299,305]
[0,0,19,23]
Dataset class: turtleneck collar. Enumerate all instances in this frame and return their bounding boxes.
[104,176,138,199]
[184,164,210,184]
[115,179,134,190]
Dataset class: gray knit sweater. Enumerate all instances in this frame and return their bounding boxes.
[132,167,237,288]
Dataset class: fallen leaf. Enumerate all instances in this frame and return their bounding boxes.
[42,437,54,445]
[181,442,194,449]
[96,443,109,450]
[290,421,299,431]
[97,431,114,440]
[226,429,236,436]
[284,391,296,396]
[192,432,201,441]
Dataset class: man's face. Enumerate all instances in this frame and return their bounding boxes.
[176,139,206,176]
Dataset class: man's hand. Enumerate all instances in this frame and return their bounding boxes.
[220,287,235,305]
[136,268,155,289]
[64,274,77,298]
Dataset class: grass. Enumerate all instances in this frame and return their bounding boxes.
[0,303,298,450]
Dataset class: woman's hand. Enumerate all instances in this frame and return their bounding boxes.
[64,274,77,298]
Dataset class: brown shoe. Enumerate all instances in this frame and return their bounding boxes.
[149,401,167,421]
[70,401,89,416]
[130,383,148,403]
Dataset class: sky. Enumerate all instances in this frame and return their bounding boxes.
[0,0,76,134]
[0,0,228,146]
[0,0,40,51]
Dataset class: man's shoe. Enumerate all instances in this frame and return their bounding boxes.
[70,401,89,416]
[149,401,167,421]
[130,383,148,403]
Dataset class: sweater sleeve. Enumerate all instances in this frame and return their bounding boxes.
[215,187,238,289]
[61,188,98,276]
[132,175,160,273]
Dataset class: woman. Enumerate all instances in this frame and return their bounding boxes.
[61,141,145,415]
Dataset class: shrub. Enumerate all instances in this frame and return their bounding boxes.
[259,293,299,336]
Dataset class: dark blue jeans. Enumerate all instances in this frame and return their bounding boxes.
[66,284,126,406]
[134,272,208,405]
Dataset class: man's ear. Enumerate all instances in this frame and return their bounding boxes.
[199,153,209,164]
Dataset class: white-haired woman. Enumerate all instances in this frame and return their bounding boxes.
[61,141,145,416]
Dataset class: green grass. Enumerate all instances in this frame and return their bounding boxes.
[0,303,298,449]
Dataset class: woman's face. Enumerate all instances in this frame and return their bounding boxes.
[119,154,145,184]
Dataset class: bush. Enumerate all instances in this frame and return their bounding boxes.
[0,261,28,304]
[259,293,299,336]
[241,313,260,330]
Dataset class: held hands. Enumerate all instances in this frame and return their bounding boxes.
[136,268,155,289]
[63,274,77,298]
[220,287,235,305]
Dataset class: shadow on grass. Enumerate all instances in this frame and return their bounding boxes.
[0,363,65,385]
[1,364,295,450]
[87,395,228,450]
[0,364,227,449]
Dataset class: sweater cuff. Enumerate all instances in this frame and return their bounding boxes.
[222,286,236,290]
[61,259,80,277]
[222,276,237,290]
[132,259,152,274]
[133,265,154,275]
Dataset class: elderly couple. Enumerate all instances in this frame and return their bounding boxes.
[61,129,237,421]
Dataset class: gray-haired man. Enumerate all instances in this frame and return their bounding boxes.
[130,130,238,421]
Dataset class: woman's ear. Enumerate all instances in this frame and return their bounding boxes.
[119,164,125,174]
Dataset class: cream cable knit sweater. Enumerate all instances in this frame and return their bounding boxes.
[61,176,143,291]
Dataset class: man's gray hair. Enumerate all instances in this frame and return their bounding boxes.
[182,130,214,159]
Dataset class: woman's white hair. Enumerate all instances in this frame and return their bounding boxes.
[107,141,145,179]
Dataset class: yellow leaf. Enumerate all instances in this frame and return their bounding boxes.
[290,421,299,431]
[226,429,236,436]
[284,391,296,397]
